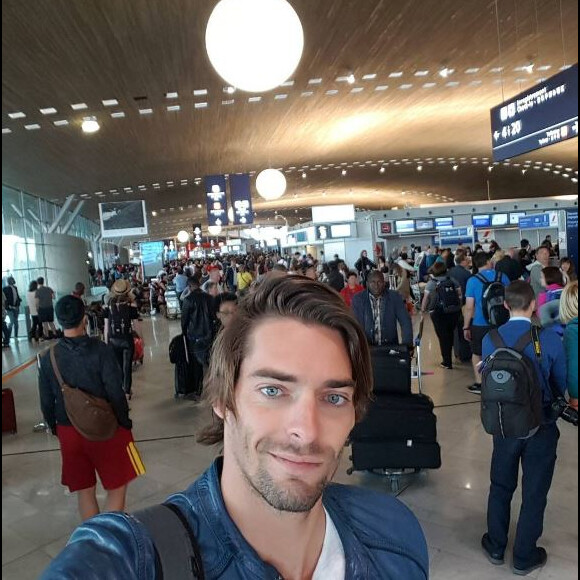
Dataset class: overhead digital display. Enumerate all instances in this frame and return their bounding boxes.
[509,212,527,225]
[415,218,434,231]
[435,217,454,229]
[99,200,148,238]
[395,219,415,234]
[379,222,393,235]
[491,63,578,161]
[491,213,509,227]
[472,215,491,228]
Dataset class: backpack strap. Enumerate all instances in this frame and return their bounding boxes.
[495,270,502,284]
[134,503,204,580]
[512,327,542,360]
[475,273,488,286]
[488,329,505,350]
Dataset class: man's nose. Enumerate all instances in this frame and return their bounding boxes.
[287,394,321,445]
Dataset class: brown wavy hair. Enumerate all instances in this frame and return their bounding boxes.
[197,276,373,446]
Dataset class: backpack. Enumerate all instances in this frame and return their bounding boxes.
[434,277,462,314]
[476,272,509,327]
[480,327,544,438]
[133,503,204,579]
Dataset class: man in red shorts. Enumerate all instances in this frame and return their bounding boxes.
[38,295,145,521]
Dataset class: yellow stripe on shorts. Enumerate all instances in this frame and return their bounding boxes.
[127,441,146,476]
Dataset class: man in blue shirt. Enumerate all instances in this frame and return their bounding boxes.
[480,281,566,576]
[463,252,510,394]
[42,276,428,579]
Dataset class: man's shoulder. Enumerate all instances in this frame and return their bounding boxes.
[324,484,427,569]
[351,290,367,304]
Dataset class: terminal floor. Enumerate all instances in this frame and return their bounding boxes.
[2,315,578,579]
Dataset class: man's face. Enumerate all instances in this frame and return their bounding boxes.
[537,248,550,265]
[367,273,385,297]
[221,319,355,513]
[210,269,221,283]
[348,275,358,288]
[217,301,238,329]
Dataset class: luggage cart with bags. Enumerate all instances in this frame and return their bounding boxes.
[348,317,441,492]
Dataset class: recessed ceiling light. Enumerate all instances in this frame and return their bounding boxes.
[71,103,88,110]
[490,67,503,73]
[439,67,454,78]
[24,124,41,130]
[124,187,132,191]
[446,81,460,87]
[465,68,480,74]
[221,99,235,106]
[138,185,146,190]
[280,80,295,87]
[469,80,483,86]
[194,89,208,96]
[362,74,377,80]
[400,84,413,90]
[537,65,552,72]
[2,128,12,134]
[274,94,288,100]
[111,111,126,118]
[102,99,119,107]
[167,105,181,112]
[301,91,314,97]
[165,92,179,99]
[8,112,26,119]
[326,89,339,95]
[389,72,403,78]
[248,97,261,103]
[53,120,69,126]
[414,70,429,77]
[195,102,209,109]
[308,78,323,85]
[39,107,57,115]
[375,85,389,91]
[112,191,120,195]
[423,83,437,88]
[167,181,174,186]
[350,87,364,94]
[139,108,153,115]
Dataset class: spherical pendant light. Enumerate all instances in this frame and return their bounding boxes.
[205,0,304,93]
[81,117,100,134]
[177,230,190,243]
[208,225,223,236]
[256,169,287,201]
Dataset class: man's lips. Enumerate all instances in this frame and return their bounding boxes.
[269,453,324,467]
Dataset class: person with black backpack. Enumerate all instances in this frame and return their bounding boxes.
[421,262,462,369]
[478,281,570,576]
[463,252,510,394]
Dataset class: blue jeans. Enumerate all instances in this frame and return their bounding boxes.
[486,423,560,567]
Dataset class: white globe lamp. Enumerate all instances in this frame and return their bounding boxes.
[81,117,100,134]
[256,169,287,201]
[205,0,304,93]
[177,230,190,243]
[208,225,223,236]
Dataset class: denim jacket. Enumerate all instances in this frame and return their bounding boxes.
[42,459,428,579]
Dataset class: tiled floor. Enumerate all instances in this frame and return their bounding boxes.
[2,315,578,579]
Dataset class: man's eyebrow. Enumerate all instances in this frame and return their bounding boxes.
[250,370,355,389]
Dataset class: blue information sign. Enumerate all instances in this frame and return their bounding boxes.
[567,210,578,273]
[491,64,578,161]
[205,175,229,227]
[439,227,474,245]
[518,214,551,229]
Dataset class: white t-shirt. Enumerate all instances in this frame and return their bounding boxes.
[312,509,345,580]
[27,291,38,316]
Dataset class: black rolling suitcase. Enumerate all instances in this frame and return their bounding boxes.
[370,345,411,395]
[453,326,472,362]
[349,319,441,474]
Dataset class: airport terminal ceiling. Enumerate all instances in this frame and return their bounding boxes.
[2,0,578,239]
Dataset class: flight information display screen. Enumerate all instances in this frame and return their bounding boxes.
[491,64,578,161]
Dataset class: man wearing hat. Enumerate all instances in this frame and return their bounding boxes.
[38,295,144,521]
[104,279,142,399]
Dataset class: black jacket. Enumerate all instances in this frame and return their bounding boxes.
[181,289,216,343]
[38,336,132,432]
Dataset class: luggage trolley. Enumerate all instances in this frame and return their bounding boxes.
[164,284,181,320]
[347,317,441,493]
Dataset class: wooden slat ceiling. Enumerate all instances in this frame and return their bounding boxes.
[2,0,578,238]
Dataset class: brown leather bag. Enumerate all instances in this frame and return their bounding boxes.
[49,346,118,441]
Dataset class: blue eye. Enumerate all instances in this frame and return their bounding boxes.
[327,393,349,407]
[260,387,283,398]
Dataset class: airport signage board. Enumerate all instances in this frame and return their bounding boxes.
[491,64,578,161]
